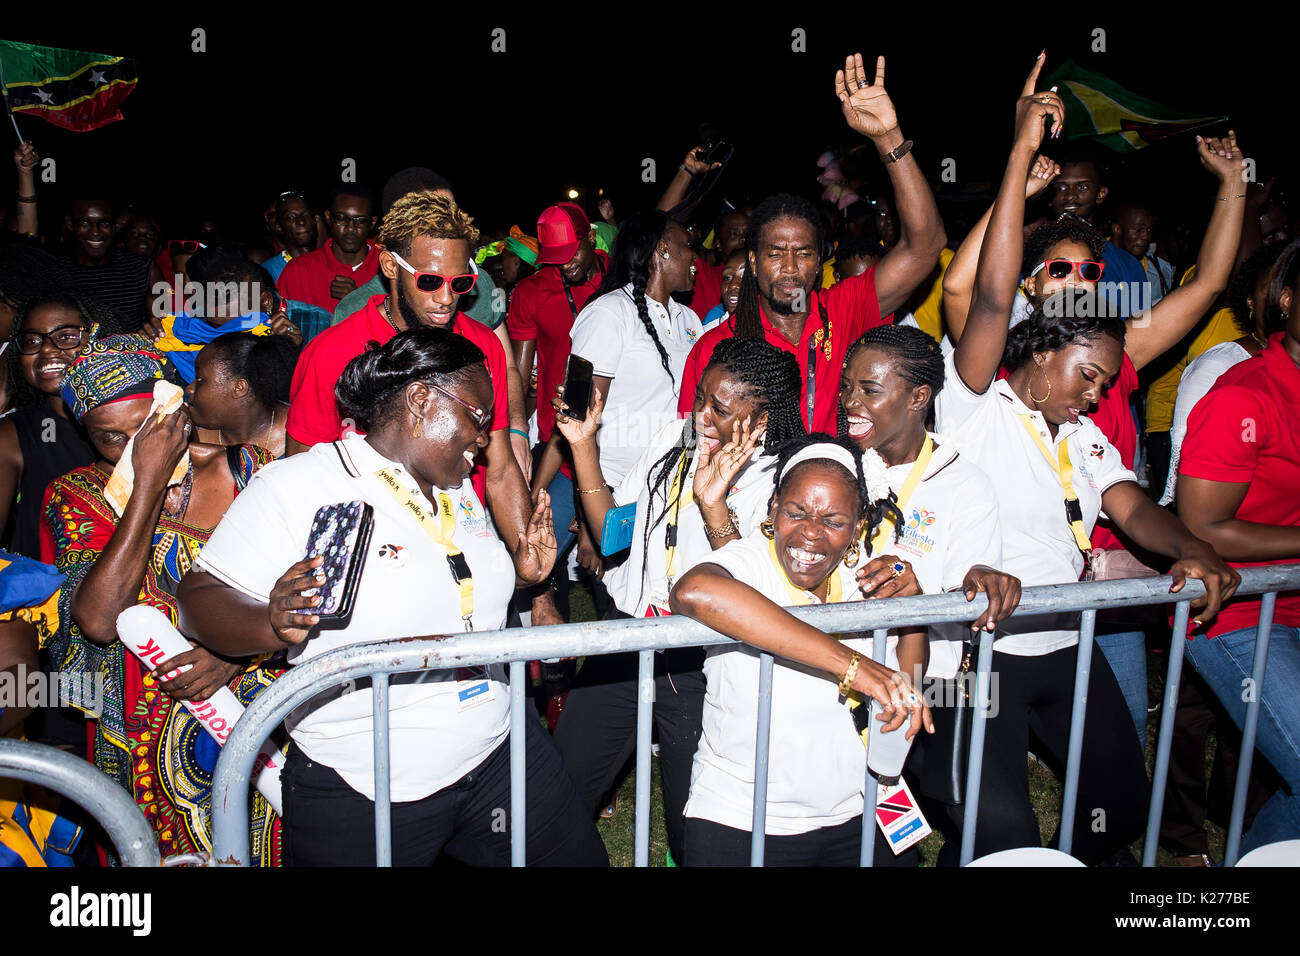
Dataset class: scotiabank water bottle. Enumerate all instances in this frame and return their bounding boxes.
[865,700,915,785]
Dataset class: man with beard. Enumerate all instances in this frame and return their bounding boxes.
[263,191,320,284]
[276,184,380,311]
[677,53,945,433]
[286,192,528,537]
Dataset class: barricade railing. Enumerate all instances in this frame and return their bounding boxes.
[0,737,161,867]
[210,564,1300,867]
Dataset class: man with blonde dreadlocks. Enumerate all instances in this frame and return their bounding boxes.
[678,52,946,434]
[286,192,531,544]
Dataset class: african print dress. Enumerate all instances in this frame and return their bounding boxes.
[39,445,284,866]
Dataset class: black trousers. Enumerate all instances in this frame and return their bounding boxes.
[938,641,1149,866]
[684,815,918,867]
[281,714,608,866]
[552,645,706,864]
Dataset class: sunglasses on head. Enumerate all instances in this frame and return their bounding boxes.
[390,250,478,295]
[168,240,205,256]
[1031,258,1105,282]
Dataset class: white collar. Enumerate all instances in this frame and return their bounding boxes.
[993,379,1084,444]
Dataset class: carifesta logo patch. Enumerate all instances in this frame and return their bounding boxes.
[459,493,492,537]
[896,507,936,555]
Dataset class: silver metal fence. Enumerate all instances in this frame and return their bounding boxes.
[0,737,161,867]
[211,565,1300,867]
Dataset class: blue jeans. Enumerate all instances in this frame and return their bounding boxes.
[547,469,578,558]
[1183,625,1300,855]
[1095,630,1147,751]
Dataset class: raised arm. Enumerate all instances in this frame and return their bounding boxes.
[835,54,947,316]
[942,155,1060,343]
[11,142,39,237]
[953,55,1063,394]
[655,146,721,213]
[1124,133,1249,371]
[552,384,616,536]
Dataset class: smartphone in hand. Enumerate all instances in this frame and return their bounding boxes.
[562,354,594,418]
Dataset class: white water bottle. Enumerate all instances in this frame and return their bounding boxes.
[865,702,914,785]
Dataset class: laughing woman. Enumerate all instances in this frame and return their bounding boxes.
[670,435,933,866]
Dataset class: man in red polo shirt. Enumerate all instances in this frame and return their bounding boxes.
[276,184,381,312]
[287,192,530,546]
[678,54,946,432]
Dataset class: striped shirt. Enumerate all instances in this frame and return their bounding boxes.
[63,248,152,331]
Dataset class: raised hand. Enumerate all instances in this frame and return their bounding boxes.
[835,53,899,141]
[13,141,38,173]
[683,146,722,177]
[132,406,192,491]
[1196,130,1246,184]
[1026,154,1060,198]
[693,415,759,509]
[1013,53,1064,153]
[514,488,557,584]
[552,382,604,446]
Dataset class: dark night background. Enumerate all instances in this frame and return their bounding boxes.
[2,11,1292,244]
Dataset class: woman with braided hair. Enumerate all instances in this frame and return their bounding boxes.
[567,210,702,501]
[669,434,932,866]
[549,335,802,864]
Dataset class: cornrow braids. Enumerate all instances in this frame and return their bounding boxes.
[836,325,946,437]
[379,191,480,260]
[766,432,902,553]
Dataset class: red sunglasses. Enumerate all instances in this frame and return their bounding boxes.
[1031,258,1105,282]
[391,250,479,295]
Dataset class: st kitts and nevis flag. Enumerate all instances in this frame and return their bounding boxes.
[1045,60,1224,153]
[0,39,138,133]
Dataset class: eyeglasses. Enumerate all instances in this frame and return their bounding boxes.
[390,251,479,295]
[16,324,85,355]
[428,382,491,431]
[328,212,373,229]
[1030,258,1105,282]
[168,239,206,256]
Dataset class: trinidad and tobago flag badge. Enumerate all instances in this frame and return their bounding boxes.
[874,777,931,854]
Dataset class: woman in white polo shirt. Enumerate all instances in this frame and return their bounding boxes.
[549,335,804,865]
[177,327,607,866]
[669,435,933,866]
[936,88,1239,864]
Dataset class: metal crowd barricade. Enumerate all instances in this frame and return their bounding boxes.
[210,565,1300,867]
[0,737,161,867]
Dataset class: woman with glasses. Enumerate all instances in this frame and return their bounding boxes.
[178,327,607,866]
[935,68,1239,864]
[939,59,1250,753]
[1,289,123,558]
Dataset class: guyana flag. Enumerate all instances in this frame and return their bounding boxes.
[1045,60,1223,153]
[0,39,137,132]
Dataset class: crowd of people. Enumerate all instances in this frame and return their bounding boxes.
[1,50,1296,869]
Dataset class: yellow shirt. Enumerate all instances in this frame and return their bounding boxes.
[909,247,955,342]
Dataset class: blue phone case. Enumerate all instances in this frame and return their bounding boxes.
[600,502,636,556]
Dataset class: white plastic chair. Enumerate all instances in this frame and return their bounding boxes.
[965,847,1086,867]
[1235,840,1300,867]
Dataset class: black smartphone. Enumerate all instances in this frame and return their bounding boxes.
[301,500,374,622]
[562,353,594,418]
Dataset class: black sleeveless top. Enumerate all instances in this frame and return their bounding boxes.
[7,398,96,559]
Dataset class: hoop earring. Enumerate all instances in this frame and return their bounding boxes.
[1029,365,1052,405]
[842,540,860,567]
[760,517,775,539]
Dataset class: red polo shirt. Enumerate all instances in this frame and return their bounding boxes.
[687,256,724,322]
[677,266,887,434]
[506,251,607,444]
[276,240,381,312]
[287,294,508,503]
[1177,333,1300,639]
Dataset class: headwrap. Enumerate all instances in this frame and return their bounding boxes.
[779,442,891,503]
[505,225,539,266]
[61,331,173,423]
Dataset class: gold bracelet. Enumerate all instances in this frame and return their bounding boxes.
[578,486,605,495]
[703,507,739,539]
[838,652,861,697]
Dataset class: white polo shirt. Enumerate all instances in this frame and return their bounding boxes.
[603,418,778,617]
[934,351,1137,656]
[878,434,1004,679]
[685,534,881,836]
[569,283,703,486]
[195,437,515,802]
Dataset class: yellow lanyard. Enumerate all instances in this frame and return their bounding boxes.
[869,435,933,558]
[767,537,842,606]
[664,450,696,586]
[374,468,475,631]
[1016,416,1093,553]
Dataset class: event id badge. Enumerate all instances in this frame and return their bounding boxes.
[454,667,497,712]
[874,777,931,855]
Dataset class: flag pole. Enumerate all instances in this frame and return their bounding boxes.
[0,57,25,145]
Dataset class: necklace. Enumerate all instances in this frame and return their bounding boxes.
[381,296,401,333]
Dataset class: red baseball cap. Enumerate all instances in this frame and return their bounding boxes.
[535,203,590,265]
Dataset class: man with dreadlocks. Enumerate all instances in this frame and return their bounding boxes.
[678,53,946,435]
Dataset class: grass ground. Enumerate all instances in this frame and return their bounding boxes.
[561,583,1225,866]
